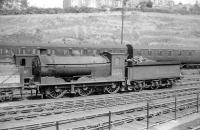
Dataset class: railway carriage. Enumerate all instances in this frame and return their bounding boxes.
[0,41,127,57]
[132,45,200,68]
[1,41,200,68]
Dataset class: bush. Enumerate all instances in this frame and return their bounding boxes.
[146,1,153,8]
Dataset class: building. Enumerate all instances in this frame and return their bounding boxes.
[152,0,174,7]
[63,0,123,8]
[63,0,98,8]
[63,0,175,9]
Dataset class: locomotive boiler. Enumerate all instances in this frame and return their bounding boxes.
[32,55,111,83]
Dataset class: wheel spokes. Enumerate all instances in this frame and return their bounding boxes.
[150,81,159,90]
[104,83,120,94]
[78,87,93,96]
[133,82,143,92]
[46,87,66,99]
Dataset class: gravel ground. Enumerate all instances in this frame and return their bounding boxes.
[152,113,200,130]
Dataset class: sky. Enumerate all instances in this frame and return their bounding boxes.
[28,0,198,8]
[173,0,197,4]
[28,0,63,8]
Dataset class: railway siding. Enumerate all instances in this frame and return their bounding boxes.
[0,93,199,130]
[0,82,200,123]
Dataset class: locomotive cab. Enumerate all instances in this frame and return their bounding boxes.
[14,54,37,86]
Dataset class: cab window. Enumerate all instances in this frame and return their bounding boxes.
[20,59,26,66]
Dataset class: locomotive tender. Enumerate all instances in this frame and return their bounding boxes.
[12,44,180,99]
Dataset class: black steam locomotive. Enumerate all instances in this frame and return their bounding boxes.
[12,44,180,99]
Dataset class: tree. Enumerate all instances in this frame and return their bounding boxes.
[21,0,28,9]
[137,0,153,9]
[146,1,153,8]
[0,0,6,9]
[191,0,200,14]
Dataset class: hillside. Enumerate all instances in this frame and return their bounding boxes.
[0,11,200,48]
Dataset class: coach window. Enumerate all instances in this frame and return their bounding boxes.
[22,48,26,54]
[69,48,72,55]
[52,50,55,55]
[120,49,125,53]
[11,49,14,55]
[20,59,26,66]
[168,51,172,56]
[93,50,97,55]
[72,50,81,56]
[0,48,2,55]
[137,50,142,55]
[36,49,40,55]
[40,49,47,55]
[83,48,88,55]
[47,49,51,55]
[188,51,192,56]
[115,57,120,66]
[97,49,100,54]
[148,50,152,55]
[88,49,93,55]
[64,49,69,55]
[158,51,162,56]
[5,49,10,55]
[178,51,182,56]
[32,49,36,54]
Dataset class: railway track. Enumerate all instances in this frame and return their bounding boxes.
[64,95,199,130]
[0,81,200,125]
[1,92,199,130]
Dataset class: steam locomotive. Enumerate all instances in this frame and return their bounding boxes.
[11,44,180,99]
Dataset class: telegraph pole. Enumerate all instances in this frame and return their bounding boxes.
[121,0,125,44]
